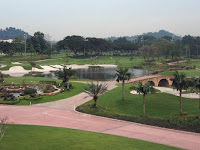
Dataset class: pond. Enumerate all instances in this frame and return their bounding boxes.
[42,68,151,81]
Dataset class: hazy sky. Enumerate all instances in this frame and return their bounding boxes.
[1,0,200,40]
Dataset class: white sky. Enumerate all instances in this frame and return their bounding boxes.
[0,0,200,40]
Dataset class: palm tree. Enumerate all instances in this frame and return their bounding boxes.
[84,82,108,107]
[130,82,154,117]
[56,66,76,90]
[190,77,200,119]
[171,71,189,116]
[115,68,131,101]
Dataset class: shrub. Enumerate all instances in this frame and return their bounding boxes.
[21,88,37,96]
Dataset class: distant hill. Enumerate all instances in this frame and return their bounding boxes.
[107,30,182,41]
[0,27,31,40]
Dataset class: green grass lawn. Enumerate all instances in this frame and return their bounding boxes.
[77,84,200,132]
[0,125,180,150]
[160,69,200,76]
[160,59,200,76]
[36,55,144,68]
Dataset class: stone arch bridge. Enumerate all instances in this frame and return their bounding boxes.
[128,75,173,87]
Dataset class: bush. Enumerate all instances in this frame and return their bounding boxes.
[41,84,55,93]
[60,82,72,90]
[21,88,37,96]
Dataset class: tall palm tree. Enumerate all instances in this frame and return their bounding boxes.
[84,82,108,107]
[190,77,200,119]
[115,68,131,101]
[171,71,189,116]
[130,82,154,117]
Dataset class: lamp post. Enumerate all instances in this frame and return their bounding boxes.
[24,34,27,58]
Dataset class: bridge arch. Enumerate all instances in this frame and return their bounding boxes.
[148,81,155,86]
[158,79,169,87]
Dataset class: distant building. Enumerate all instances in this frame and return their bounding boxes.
[0,39,13,43]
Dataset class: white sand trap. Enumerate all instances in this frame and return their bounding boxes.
[12,62,22,65]
[130,90,140,95]
[64,64,117,69]
[1,66,30,77]
[0,64,6,68]
[33,65,59,73]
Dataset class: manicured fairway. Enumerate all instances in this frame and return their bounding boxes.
[0,125,180,150]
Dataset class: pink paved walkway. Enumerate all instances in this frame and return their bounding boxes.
[1,104,200,150]
[0,81,200,150]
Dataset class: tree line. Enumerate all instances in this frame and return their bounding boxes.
[1,31,200,60]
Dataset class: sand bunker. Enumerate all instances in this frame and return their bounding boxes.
[12,62,22,65]
[0,64,6,68]
[1,66,30,77]
[130,90,140,95]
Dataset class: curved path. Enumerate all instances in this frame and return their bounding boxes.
[1,81,200,150]
[155,87,199,99]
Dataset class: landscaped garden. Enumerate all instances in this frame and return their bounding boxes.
[0,125,180,150]
[0,75,86,105]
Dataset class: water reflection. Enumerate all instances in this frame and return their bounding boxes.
[42,68,151,81]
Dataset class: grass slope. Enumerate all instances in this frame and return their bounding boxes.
[77,84,200,132]
[0,125,180,150]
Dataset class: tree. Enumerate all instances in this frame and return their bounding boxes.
[29,44,35,57]
[130,82,154,117]
[0,117,9,141]
[62,36,84,57]
[115,68,131,101]
[190,77,200,119]
[171,71,189,115]
[139,45,151,61]
[84,82,108,107]
[56,66,76,90]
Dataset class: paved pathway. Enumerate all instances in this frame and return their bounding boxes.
[1,81,200,150]
[155,87,199,99]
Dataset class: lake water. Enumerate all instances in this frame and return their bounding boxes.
[43,68,151,81]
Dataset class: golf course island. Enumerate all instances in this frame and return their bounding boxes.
[1,7,200,149]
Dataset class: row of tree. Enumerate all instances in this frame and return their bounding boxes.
[57,34,200,59]
[0,32,52,59]
[1,31,200,59]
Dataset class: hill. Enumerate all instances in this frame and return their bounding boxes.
[107,30,182,41]
[0,27,31,40]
